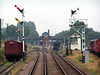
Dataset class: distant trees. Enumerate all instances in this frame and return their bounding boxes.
[1,21,39,41]
[17,21,39,37]
[2,25,17,40]
[55,28,100,46]
[74,20,85,25]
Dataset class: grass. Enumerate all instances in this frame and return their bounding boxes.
[66,51,100,75]
[9,61,25,75]
[4,62,11,65]
[62,49,66,56]
[89,59,95,63]
[9,44,36,75]
[9,52,35,75]
[27,43,35,51]
[0,40,7,63]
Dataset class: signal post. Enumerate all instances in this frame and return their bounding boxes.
[14,5,26,61]
[69,8,88,63]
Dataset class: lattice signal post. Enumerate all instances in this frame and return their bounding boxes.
[69,8,88,63]
[69,19,88,50]
[69,19,88,63]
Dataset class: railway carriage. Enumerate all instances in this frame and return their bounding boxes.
[90,40,94,53]
[90,38,100,57]
[4,40,27,60]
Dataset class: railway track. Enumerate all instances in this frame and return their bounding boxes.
[0,51,34,75]
[29,50,47,75]
[0,62,16,74]
[0,62,7,67]
[51,50,84,75]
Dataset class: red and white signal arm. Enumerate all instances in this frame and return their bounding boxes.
[15,31,20,32]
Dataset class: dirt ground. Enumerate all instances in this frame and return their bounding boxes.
[46,52,64,75]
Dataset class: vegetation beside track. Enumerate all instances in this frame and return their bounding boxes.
[0,40,7,63]
[9,52,35,75]
[27,43,35,51]
[9,44,36,75]
[61,49,66,56]
[61,50,100,75]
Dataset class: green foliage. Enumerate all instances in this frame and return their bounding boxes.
[89,60,95,63]
[77,55,82,60]
[4,62,11,65]
[0,47,5,61]
[24,26,30,36]
[88,69,97,74]
[27,43,35,51]
[4,25,18,40]
[74,20,85,25]
[55,28,100,46]
[0,49,4,54]
[62,49,66,56]
[1,21,39,43]
[17,21,39,37]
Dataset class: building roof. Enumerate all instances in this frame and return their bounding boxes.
[68,33,81,39]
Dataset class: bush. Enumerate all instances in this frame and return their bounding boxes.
[0,47,5,61]
[62,49,66,56]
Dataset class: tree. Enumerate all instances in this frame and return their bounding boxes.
[24,26,30,36]
[4,25,18,40]
[1,21,39,44]
[17,21,39,37]
[55,28,100,46]
[74,20,85,25]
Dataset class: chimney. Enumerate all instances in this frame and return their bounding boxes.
[48,29,50,36]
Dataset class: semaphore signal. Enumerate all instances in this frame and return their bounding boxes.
[14,5,25,61]
[15,30,20,32]
[15,17,23,25]
[71,8,79,16]
[15,5,23,13]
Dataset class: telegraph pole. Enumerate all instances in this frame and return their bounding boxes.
[7,23,9,41]
[0,19,1,48]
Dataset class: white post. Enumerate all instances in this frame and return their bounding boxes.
[22,8,25,52]
[22,8,25,61]
[82,27,85,51]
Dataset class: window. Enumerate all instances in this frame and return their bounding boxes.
[74,34,77,37]
[70,38,78,44]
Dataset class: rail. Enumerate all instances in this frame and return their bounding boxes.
[0,62,16,74]
[28,50,48,75]
[40,50,48,75]
[56,51,84,75]
[51,50,84,75]
[28,51,40,75]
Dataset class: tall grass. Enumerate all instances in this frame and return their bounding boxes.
[9,62,25,75]
[67,51,100,75]
[10,52,35,75]
[62,49,66,56]
[0,40,6,62]
[27,43,35,52]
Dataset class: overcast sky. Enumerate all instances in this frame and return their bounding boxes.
[0,0,100,36]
